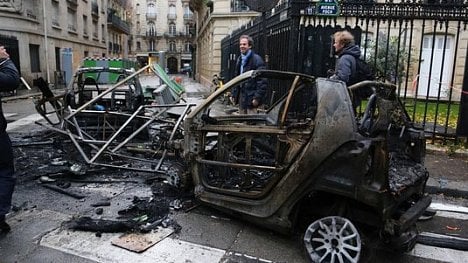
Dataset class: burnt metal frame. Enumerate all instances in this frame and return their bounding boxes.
[37,63,195,175]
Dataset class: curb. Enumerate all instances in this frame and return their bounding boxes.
[425,185,468,199]
[426,144,468,159]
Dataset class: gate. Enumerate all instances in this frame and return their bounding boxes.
[221,0,468,140]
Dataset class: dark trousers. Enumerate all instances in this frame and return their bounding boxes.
[0,132,15,217]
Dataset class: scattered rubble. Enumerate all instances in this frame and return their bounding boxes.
[11,130,190,236]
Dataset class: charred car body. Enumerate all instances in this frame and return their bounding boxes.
[35,67,431,262]
[184,70,430,262]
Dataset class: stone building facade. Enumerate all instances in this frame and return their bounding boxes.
[0,0,130,86]
[130,0,195,74]
[189,0,259,86]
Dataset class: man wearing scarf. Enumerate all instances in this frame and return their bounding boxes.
[230,35,267,114]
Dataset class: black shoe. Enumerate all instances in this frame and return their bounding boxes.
[0,220,11,233]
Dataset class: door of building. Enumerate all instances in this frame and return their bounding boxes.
[418,35,454,98]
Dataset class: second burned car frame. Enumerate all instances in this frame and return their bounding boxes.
[36,67,431,263]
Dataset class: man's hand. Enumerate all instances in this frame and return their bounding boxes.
[252,99,259,107]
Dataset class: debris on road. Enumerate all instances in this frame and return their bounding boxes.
[111,227,175,253]
[41,184,86,199]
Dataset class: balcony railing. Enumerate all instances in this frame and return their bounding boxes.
[167,13,177,20]
[146,30,158,38]
[107,12,130,34]
[165,31,193,38]
[146,12,157,20]
[183,13,193,21]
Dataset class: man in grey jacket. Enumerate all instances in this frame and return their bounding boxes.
[0,45,20,234]
[330,30,363,110]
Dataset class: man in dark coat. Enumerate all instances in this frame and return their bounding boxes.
[330,30,363,109]
[230,35,267,114]
[0,45,20,234]
[331,30,361,84]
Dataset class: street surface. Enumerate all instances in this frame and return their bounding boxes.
[1,94,467,263]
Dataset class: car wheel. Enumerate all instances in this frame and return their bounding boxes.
[304,216,361,263]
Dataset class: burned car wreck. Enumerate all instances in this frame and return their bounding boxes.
[184,70,431,262]
[34,67,431,262]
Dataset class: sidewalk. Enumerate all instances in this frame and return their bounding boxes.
[425,145,468,198]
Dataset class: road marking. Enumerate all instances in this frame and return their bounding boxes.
[430,202,468,214]
[409,243,468,263]
[41,228,226,263]
[6,113,44,131]
[4,113,17,118]
[435,210,468,220]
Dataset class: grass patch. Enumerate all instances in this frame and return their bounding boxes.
[403,100,459,129]
[360,99,460,130]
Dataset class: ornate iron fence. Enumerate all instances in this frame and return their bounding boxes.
[221,0,468,140]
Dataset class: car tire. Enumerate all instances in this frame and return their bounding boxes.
[303,216,361,263]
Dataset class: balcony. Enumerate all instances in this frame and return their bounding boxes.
[146,12,157,20]
[107,11,130,34]
[183,13,194,23]
[146,30,157,38]
[167,13,177,20]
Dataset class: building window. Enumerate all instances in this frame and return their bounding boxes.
[184,42,191,52]
[148,21,156,36]
[93,20,98,39]
[29,44,41,73]
[83,15,88,36]
[55,47,61,71]
[231,0,249,12]
[149,40,155,51]
[101,24,105,42]
[52,1,60,27]
[147,2,156,20]
[169,23,176,36]
[136,41,141,50]
[168,4,176,20]
[169,41,176,52]
[67,9,77,32]
[183,5,193,20]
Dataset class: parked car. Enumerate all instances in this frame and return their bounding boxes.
[180,65,192,74]
[183,70,431,262]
